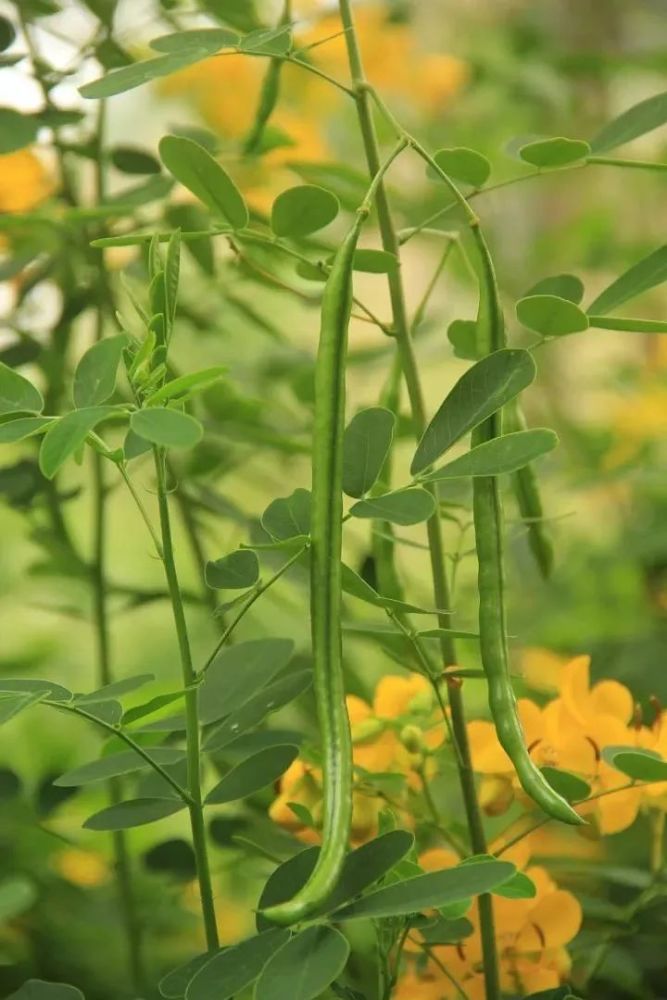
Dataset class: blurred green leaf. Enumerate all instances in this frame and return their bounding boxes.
[0,108,39,154]
[352,249,398,274]
[271,184,339,237]
[0,877,37,921]
[588,316,667,333]
[254,926,349,1000]
[150,28,238,54]
[7,983,84,1000]
[447,319,479,360]
[159,135,248,229]
[240,25,292,56]
[541,766,591,802]
[591,90,667,153]
[110,146,161,174]
[516,295,589,336]
[586,245,667,314]
[519,137,590,168]
[205,744,298,804]
[602,747,667,781]
[80,50,216,99]
[411,350,536,474]
[432,147,491,187]
[524,274,584,304]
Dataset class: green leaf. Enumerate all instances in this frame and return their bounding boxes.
[418,915,474,945]
[586,245,667,315]
[257,831,414,928]
[447,319,480,360]
[159,953,217,999]
[420,429,558,482]
[432,147,491,187]
[55,748,185,787]
[342,407,395,499]
[39,406,119,479]
[80,49,217,99]
[130,407,202,449]
[525,274,584,305]
[76,674,155,705]
[494,871,536,899]
[204,671,312,752]
[199,638,295,726]
[0,691,45,725]
[411,350,535,475]
[333,858,515,920]
[541,766,591,803]
[0,877,37,922]
[519,137,590,168]
[271,185,339,238]
[123,691,184,726]
[73,335,126,408]
[588,316,667,333]
[159,135,248,229]
[83,797,186,831]
[254,926,350,1000]
[240,25,292,56]
[7,983,84,1000]
[0,108,40,155]
[205,744,298,804]
[602,746,667,782]
[341,563,444,616]
[185,929,289,1000]
[352,249,398,274]
[146,366,227,406]
[0,362,44,415]
[349,488,435,525]
[591,90,667,153]
[110,146,161,175]
[0,678,71,701]
[516,295,589,336]
[261,488,311,540]
[205,549,259,589]
[0,416,52,444]
[0,16,16,53]
[150,28,239,54]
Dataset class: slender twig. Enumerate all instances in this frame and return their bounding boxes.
[336,6,500,997]
[153,448,219,950]
[200,542,309,675]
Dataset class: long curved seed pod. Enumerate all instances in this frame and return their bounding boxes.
[470,233,582,827]
[262,216,363,925]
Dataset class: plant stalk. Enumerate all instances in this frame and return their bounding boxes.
[337,3,500,996]
[153,449,219,951]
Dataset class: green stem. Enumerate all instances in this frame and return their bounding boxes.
[336,6,500,996]
[153,449,219,951]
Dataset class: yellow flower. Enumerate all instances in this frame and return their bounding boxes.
[53,849,109,888]
[0,149,54,213]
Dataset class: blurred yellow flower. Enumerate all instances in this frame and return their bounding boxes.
[0,149,53,213]
[53,849,109,888]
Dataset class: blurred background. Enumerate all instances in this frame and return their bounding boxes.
[0,0,666,997]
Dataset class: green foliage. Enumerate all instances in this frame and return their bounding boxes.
[516,295,589,336]
[349,487,435,524]
[518,137,590,168]
[271,184,340,237]
[205,744,299,804]
[342,407,395,498]
[254,926,350,1000]
[158,135,249,228]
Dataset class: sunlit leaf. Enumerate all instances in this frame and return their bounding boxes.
[73,335,126,408]
[0,362,44,415]
[0,416,52,444]
[0,691,45,725]
[130,407,202,449]
[254,926,349,1000]
[411,350,536,474]
[352,249,398,274]
[55,748,185,787]
[205,549,259,589]
[159,135,248,229]
[185,929,290,1000]
[516,295,589,336]
[419,429,558,482]
[271,185,339,238]
[205,744,298,804]
[349,488,435,525]
[146,367,226,406]
[342,407,395,498]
